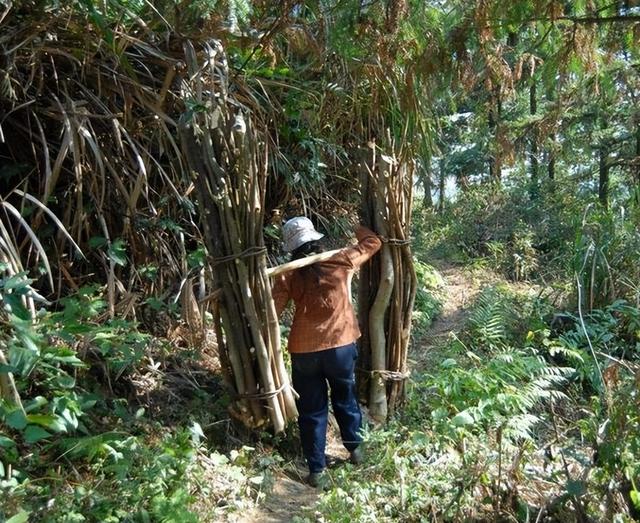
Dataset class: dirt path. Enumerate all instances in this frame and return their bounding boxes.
[235,417,347,522]
[411,261,497,368]
[234,470,318,523]
[237,261,488,523]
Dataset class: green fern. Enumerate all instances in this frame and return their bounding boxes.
[504,413,540,441]
[467,287,510,350]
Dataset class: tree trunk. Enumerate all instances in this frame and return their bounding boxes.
[438,157,445,214]
[422,164,433,208]
[598,147,609,209]
[634,124,640,205]
[488,85,502,182]
[548,133,556,180]
[529,80,539,194]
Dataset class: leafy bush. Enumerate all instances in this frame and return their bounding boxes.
[413,179,601,284]
[573,206,640,311]
[535,299,640,392]
[312,286,574,521]
[416,175,639,319]
[1,282,149,444]
[4,428,201,522]
[406,287,572,444]
[526,298,640,518]
[0,267,285,522]
[0,275,242,522]
[574,368,640,520]
[411,261,444,335]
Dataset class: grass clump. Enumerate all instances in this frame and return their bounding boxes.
[412,260,445,336]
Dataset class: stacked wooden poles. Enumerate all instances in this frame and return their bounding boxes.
[359,144,417,421]
[178,41,296,433]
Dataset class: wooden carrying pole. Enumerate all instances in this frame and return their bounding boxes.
[266,249,342,278]
[179,41,296,433]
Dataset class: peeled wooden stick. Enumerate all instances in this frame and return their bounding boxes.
[368,157,393,422]
[266,249,342,278]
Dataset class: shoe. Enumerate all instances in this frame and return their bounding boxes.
[349,446,363,465]
[307,471,324,488]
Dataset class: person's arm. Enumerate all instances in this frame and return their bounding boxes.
[271,273,291,318]
[343,225,382,269]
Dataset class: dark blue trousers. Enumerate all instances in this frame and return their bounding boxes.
[291,342,362,473]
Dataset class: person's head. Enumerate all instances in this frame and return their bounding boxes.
[291,239,323,260]
[282,216,324,258]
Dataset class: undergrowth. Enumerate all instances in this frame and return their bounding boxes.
[412,261,445,337]
[413,178,640,305]
[0,278,271,522]
[310,284,640,522]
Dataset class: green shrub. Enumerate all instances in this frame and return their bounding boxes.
[573,207,640,311]
[0,280,207,522]
[412,261,444,335]
[313,286,573,522]
[527,299,640,518]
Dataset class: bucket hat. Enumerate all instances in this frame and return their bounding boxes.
[282,216,324,252]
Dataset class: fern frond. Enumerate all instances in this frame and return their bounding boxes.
[504,414,540,441]
[467,287,512,350]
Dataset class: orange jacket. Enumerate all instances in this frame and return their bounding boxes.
[272,226,382,353]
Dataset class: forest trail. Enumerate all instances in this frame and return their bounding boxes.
[410,261,499,369]
[234,261,492,523]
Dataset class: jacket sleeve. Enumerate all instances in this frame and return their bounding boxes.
[343,225,382,269]
[271,273,291,318]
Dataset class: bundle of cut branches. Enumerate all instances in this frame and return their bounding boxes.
[178,41,297,432]
[359,142,417,420]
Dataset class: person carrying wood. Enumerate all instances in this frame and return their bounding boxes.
[271,216,382,487]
